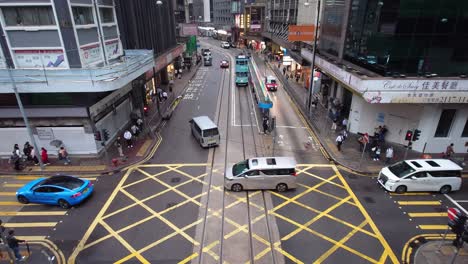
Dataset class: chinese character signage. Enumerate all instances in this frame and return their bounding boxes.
[105,39,121,61]
[14,50,69,69]
[80,43,102,66]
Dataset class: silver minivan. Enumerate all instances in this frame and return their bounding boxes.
[189,116,220,147]
[225,157,298,192]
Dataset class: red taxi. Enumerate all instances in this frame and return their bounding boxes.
[265,75,278,91]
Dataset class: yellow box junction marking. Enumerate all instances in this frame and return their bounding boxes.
[398,201,441,206]
[408,213,447,217]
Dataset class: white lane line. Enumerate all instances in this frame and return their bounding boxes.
[445,194,468,215]
[454,200,468,203]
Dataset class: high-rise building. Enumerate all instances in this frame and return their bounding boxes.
[0,0,183,156]
[213,0,233,29]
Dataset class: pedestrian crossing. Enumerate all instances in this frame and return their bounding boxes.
[390,192,449,232]
[0,174,96,238]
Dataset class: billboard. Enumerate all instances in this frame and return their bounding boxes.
[288,25,316,42]
[180,23,198,36]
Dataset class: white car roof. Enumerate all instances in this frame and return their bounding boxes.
[248,157,296,169]
[404,159,462,171]
[266,75,276,82]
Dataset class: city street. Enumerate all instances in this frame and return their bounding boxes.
[0,38,466,264]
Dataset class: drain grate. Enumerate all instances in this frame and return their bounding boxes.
[171,177,181,183]
[363,196,375,203]
[166,202,178,209]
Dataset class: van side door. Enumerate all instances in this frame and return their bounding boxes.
[243,170,262,190]
[406,172,431,191]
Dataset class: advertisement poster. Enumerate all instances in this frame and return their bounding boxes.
[105,39,121,60]
[14,50,69,69]
[80,43,102,66]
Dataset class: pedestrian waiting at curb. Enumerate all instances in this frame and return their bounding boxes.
[385,146,394,164]
[30,146,39,165]
[58,146,71,165]
[131,124,140,137]
[371,145,381,161]
[124,130,133,148]
[11,144,21,171]
[443,143,455,158]
[41,147,50,165]
[23,142,32,161]
[336,133,344,151]
[115,137,124,157]
[6,230,25,261]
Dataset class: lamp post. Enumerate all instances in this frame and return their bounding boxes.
[306,0,321,115]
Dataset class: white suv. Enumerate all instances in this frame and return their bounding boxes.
[221,42,230,49]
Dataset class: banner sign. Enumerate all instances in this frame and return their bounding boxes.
[80,43,102,66]
[14,49,69,69]
[105,39,121,60]
[288,25,315,42]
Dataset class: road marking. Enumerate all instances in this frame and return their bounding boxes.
[455,200,468,203]
[419,225,448,230]
[3,183,24,188]
[398,201,441,205]
[14,176,96,181]
[0,211,66,216]
[136,139,152,157]
[390,192,432,196]
[0,192,16,196]
[16,236,47,240]
[408,212,447,217]
[445,194,468,215]
[4,222,56,228]
[0,201,33,206]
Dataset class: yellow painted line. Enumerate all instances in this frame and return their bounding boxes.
[0,192,16,196]
[397,201,441,206]
[0,201,34,206]
[27,165,107,172]
[0,211,66,216]
[390,192,431,196]
[4,222,56,228]
[3,183,24,188]
[16,236,47,240]
[401,233,457,263]
[408,212,447,217]
[136,139,152,157]
[15,176,96,181]
[419,225,448,230]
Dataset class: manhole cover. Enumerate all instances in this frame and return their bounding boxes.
[171,177,181,183]
[363,196,375,203]
[166,202,178,209]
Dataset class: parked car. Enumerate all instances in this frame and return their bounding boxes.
[16,175,94,209]
[265,75,278,91]
[221,41,230,49]
[220,60,229,68]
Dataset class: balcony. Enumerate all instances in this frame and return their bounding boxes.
[0,49,154,93]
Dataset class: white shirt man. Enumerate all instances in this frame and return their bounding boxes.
[123,130,133,148]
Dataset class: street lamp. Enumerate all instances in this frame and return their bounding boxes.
[306,0,321,115]
[156,0,162,5]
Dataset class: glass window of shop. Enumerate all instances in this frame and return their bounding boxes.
[343,0,468,77]
[319,0,347,56]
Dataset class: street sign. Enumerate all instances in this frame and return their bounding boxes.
[448,208,461,221]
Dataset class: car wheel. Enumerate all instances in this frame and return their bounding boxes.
[395,185,407,194]
[17,195,29,204]
[58,199,71,209]
[231,184,243,192]
[276,183,288,192]
[439,185,451,194]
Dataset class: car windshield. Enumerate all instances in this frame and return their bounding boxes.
[232,160,249,176]
[203,128,219,137]
[268,79,276,84]
[237,72,248,77]
[388,161,415,178]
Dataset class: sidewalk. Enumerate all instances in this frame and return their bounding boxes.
[257,52,467,174]
[413,241,468,264]
[0,240,62,263]
[0,62,201,176]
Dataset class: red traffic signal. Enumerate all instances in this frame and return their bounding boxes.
[405,130,413,141]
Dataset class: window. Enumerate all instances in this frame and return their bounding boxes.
[434,109,456,137]
[425,160,441,167]
[410,161,422,168]
[34,187,49,193]
[266,158,276,165]
[462,119,468,137]
[245,170,259,176]
[411,172,427,178]
[202,128,219,137]
[72,6,94,25]
[99,7,114,23]
[261,169,278,175]
[429,171,461,178]
[3,6,56,26]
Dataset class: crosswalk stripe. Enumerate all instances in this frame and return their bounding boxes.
[390,192,431,196]
[3,184,24,188]
[398,201,441,205]
[0,192,16,196]
[0,202,34,206]
[0,211,66,216]
[408,213,447,217]
[419,225,448,230]
[4,222,56,228]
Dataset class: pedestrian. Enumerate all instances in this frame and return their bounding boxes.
[58,146,71,165]
[385,146,394,164]
[115,137,124,157]
[262,118,269,134]
[341,117,348,130]
[372,146,381,161]
[11,144,21,171]
[286,74,289,80]
[131,124,139,137]
[136,118,143,130]
[162,91,168,101]
[41,147,50,165]
[30,146,39,165]
[6,230,25,261]
[296,75,300,82]
[341,129,348,141]
[124,130,133,148]
[336,133,344,151]
[331,116,338,131]
[283,67,286,75]
[23,142,32,161]
[444,143,455,158]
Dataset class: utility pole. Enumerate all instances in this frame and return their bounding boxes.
[185,0,190,23]
[307,0,321,114]
[8,67,45,171]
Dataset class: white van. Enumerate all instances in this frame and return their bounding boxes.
[378,159,463,194]
[189,116,220,147]
[225,157,297,192]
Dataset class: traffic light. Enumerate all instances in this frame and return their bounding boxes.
[102,129,110,141]
[143,106,149,116]
[412,129,421,141]
[405,130,413,141]
[94,131,102,141]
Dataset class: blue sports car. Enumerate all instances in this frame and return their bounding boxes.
[16,175,94,209]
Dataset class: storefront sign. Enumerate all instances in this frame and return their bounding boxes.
[364,91,468,104]
[180,23,198,36]
[80,43,102,66]
[288,25,315,42]
[105,39,121,61]
[14,49,69,69]
[36,127,54,140]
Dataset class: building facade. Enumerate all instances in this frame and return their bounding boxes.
[213,0,233,29]
[305,0,468,153]
[0,0,182,156]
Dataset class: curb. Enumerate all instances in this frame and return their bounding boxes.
[265,59,376,175]
[0,65,201,177]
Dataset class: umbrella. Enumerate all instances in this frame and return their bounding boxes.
[49,139,63,148]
